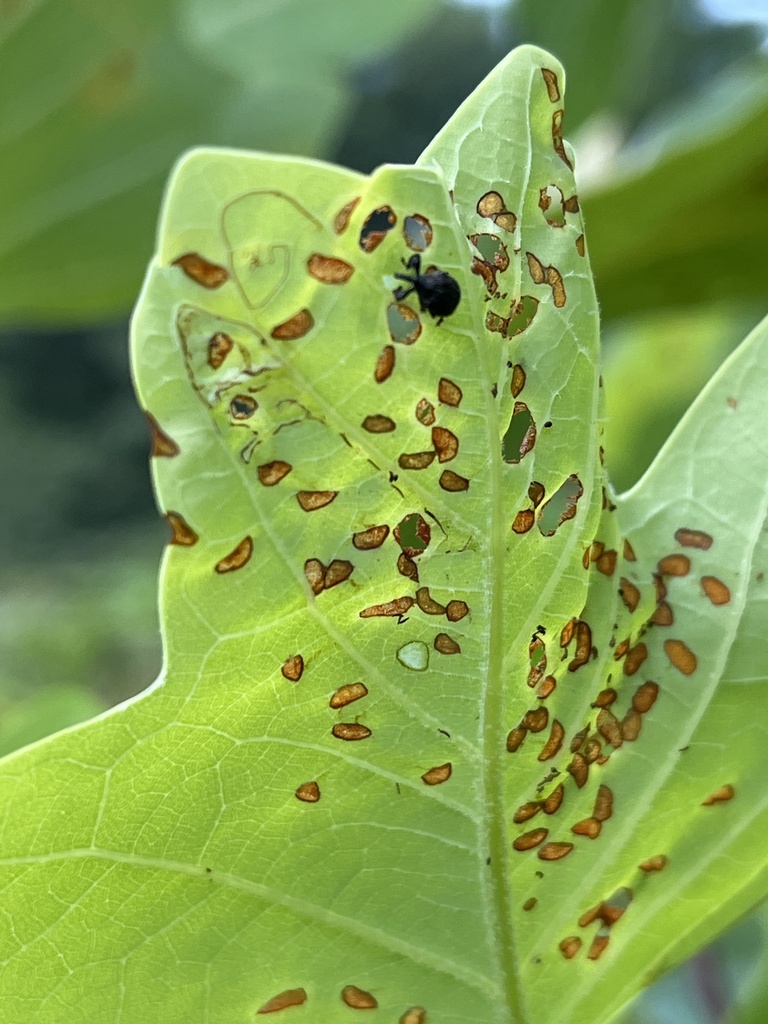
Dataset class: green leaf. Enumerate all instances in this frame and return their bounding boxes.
[2,41,768,1024]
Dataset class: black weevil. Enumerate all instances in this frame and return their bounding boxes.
[392,253,461,324]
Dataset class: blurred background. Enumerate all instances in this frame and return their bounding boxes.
[2,0,768,1019]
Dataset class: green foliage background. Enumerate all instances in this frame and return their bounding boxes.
[2,1,768,1021]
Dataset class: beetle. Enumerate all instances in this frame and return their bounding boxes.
[392,253,461,324]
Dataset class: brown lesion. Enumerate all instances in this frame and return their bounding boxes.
[165,511,198,546]
[421,763,452,785]
[675,528,713,550]
[476,191,517,233]
[258,461,293,486]
[701,576,731,605]
[513,802,542,824]
[438,377,463,407]
[416,588,446,615]
[512,509,535,534]
[633,681,658,713]
[400,1009,426,1024]
[270,308,314,340]
[595,549,617,576]
[702,784,734,806]
[446,600,469,621]
[147,413,180,458]
[664,638,697,675]
[362,414,396,433]
[432,426,459,462]
[596,708,622,749]
[397,553,419,581]
[257,988,308,1013]
[207,331,234,369]
[568,753,589,788]
[352,524,389,550]
[567,620,592,672]
[341,985,378,1009]
[543,784,564,814]
[415,398,435,425]
[511,364,526,397]
[304,558,353,594]
[307,253,354,284]
[469,232,510,297]
[537,719,564,761]
[399,451,435,470]
[537,675,556,699]
[552,109,573,169]
[559,937,581,960]
[541,67,561,102]
[333,196,361,234]
[619,578,641,613]
[439,470,469,492]
[523,898,537,912]
[374,345,395,382]
[571,818,601,839]
[657,554,691,577]
[281,654,304,681]
[330,682,368,708]
[526,252,566,307]
[332,723,372,741]
[623,642,648,676]
[214,536,253,573]
[172,252,229,288]
[538,842,573,861]
[575,234,585,257]
[506,726,527,753]
[513,828,548,851]
[524,708,548,733]
[639,855,668,872]
[359,596,415,619]
[359,205,397,253]
[295,781,320,803]
[434,633,461,655]
[296,490,338,512]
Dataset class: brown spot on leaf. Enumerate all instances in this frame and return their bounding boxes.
[147,413,179,457]
[332,723,372,742]
[307,253,354,284]
[326,560,354,589]
[675,528,713,550]
[342,985,378,1009]
[362,414,396,434]
[543,784,564,814]
[432,426,459,463]
[397,553,419,581]
[702,784,734,806]
[513,828,548,851]
[271,309,314,340]
[623,538,637,561]
[568,620,592,672]
[416,588,446,615]
[654,574,668,602]
[172,252,229,288]
[592,689,617,709]
[526,252,566,307]
[165,511,198,546]
[400,1009,426,1024]
[512,509,535,534]
[538,719,565,762]
[415,398,435,426]
[304,558,326,594]
[353,524,389,550]
[296,490,338,512]
[632,681,659,714]
[215,536,253,574]
[539,842,574,861]
[572,818,601,839]
[639,855,668,872]
[701,576,731,605]
[624,642,648,676]
[514,802,542,824]
[541,67,561,102]
[537,676,556,700]
[374,345,395,383]
[439,470,469,492]
[334,196,361,234]
[528,482,545,508]
[257,988,308,1013]
[510,366,527,400]
[621,710,642,742]
[394,513,431,557]
[206,331,234,369]
[552,109,572,168]
[258,461,292,486]
[568,754,588,788]
[359,596,415,619]
[587,935,610,961]
[619,578,641,613]
[575,234,585,257]
[657,554,691,577]
[281,655,304,682]
[597,709,622,749]
[295,781,320,803]
[524,708,549,733]
[438,377,463,407]
[594,785,613,822]
[359,206,396,253]
[434,633,461,655]
[664,639,697,675]
[559,937,581,959]
[422,763,452,785]
[330,682,368,708]
[399,451,435,470]
[507,727,527,753]
[476,191,517,232]
[229,394,257,420]
[596,550,617,576]
[523,897,538,912]
[446,600,469,621]
[560,618,576,648]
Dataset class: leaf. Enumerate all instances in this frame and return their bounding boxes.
[1,41,767,1024]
